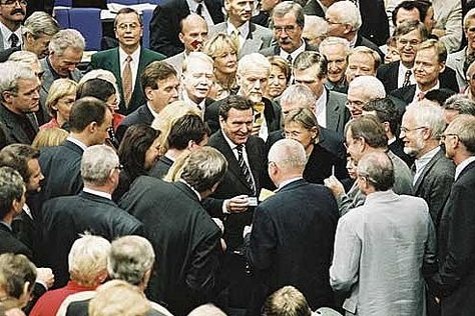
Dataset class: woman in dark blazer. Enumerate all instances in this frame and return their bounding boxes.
[283,108,348,184]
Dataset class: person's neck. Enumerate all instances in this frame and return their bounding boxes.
[69,132,92,147]
[275,172,303,188]
[56,115,67,128]
[166,148,185,160]
[120,43,139,55]
[2,213,13,226]
[416,142,438,159]
[305,143,314,157]
[0,18,20,32]
[418,81,437,92]
[2,102,23,115]
[453,152,472,166]
[84,183,114,195]
[215,70,236,89]
[229,17,246,29]
[401,60,414,69]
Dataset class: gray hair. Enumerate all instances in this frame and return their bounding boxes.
[405,103,446,139]
[293,51,328,78]
[303,15,328,38]
[49,29,85,56]
[280,84,316,110]
[357,152,395,191]
[8,51,39,68]
[349,76,386,100]
[327,1,362,30]
[0,61,37,103]
[107,236,155,286]
[22,11,59,38]
[188,304,227,316]
[68,235,111,286]
[464,8,475,28]
[238,53,271,75]
[0,167,25,220]
[268,139,307,170]
[445,114,475,154]
[444,94,475,116]
[272,2,305,28]
[182,51,214,73]
[81,145,119,186]
[319,36,351,56]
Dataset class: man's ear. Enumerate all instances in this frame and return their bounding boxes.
[439,61,446,74]
[179,32,185,45]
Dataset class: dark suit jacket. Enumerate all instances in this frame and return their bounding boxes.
[0,103,38,145]
[116,104,154,141]
[355,34,385,60]
[204,96,281,135]
[0,222,32,258]
[119,178,221,316]
[38,140,84,202]
[37,191,143,288]
[391,84,457,105]
[414,148,455,229]
[245,179,339,311]
[378,60,460,94]
[0,45,20,62]
[429,161,475,315]
[90,47,166,114]
[259,41,319,57]
[149,155,174,179]
[205,130,267,249]
[149,0,224,57]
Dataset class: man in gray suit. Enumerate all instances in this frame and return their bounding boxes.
[401,103,455,228]
[293,51,349,135]
[164,13,209,74]
[210,0,272,58]
[260,2,318,61]
[330,151,437,315]
[325,115,414,216]
[39,29,84,116]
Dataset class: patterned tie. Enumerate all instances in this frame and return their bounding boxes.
[9,33,19,48]
[417,91,426,101]
[122,55,133,107]
[403,69,412,87]
[196,3,203,16]
[231,29,241,51]
[287,54,293,66]
[236,145,256,195]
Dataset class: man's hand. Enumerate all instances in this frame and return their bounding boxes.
[225,195,250,213]
[324,175,346,197]
[36,268,54,289]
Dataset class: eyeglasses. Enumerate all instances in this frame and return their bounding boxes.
[400,126,427,134]
[466,26,475,33]
[324,18,344,25]
[273,25,298,34]
[282,130,303,138]
[398,39,421,47]
[1,0,27,5]
[440,133,458,141]
[116,23,140,31]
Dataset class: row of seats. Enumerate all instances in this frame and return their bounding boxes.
[54,8,154,51]
[55,0,161,6]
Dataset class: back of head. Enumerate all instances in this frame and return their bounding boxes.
[362,98,400,136]
[424,89,456,106]
[89,280,150,316]
[179,147,228,193]
[445,114,475,155]
[263,286,312,316]
[268,139,307,173]
[107,236,155,286]
[357,152,395,191]
[0,253,36,305]
[68,234,111,287]
[69,97,108,133]
[349,76,386,100]
[76,78,116,104]
[81,145,119,186]
[188,304,227,316]
[443,94,475,116]
[168,114,209,150]
[346,115,388,149]
[0,167,24,220]
[32,128,69,150]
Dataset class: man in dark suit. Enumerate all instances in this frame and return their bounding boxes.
[245,139,338,313]
[149,0,224,57]
[39,97,112,202]
[401,103,455,228]
[38,145,143,289]
[209,0,272,58]
[325,1,384,60]
[0,62,40,145]
[120,148,226,316]
[391,39,456,105]
[378,21,458,94]
[293,51,349,135]
[0,144,44,259]
[260,2,318,61]
[205,53,281,137]
[0,11,59,63]
[429,115,475,315]
[116,61,179,141]
[90,8,165,115]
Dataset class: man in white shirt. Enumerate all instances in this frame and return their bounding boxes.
[0,0,26,50]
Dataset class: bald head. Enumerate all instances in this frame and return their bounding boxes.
[268,139,307,187]
[357,152,394,193]
[179,14,209,53]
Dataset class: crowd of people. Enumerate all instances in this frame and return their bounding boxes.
[0,0,474,315]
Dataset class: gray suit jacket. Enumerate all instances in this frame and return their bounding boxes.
[39,58,83,113]
[164,51,186,75]
[414,148,455,228]
[330,190,437,315]
[446,48,466,92]
[209,21,273,58]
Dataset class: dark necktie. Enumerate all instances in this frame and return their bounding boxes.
[403,69,412,87]
[287,54,293,66]
[196,3,203,16]
[9,33,19,48]
[236,145,256,195]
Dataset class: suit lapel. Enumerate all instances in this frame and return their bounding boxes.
[110,48,122,94]
[240,23,263,57]
[414,148,442,193]
[325,89,341,132]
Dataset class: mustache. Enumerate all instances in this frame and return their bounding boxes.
[11,8,25,15]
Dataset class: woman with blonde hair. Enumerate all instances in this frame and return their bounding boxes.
[203,33,238,100]
[32,128,69,149]
[283,108,348,184]
[40,79,77,130]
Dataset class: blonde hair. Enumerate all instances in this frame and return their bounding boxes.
[163,149,191,182]
[45,78,78,117]
[32,128,69,149]
[203,32,238,59]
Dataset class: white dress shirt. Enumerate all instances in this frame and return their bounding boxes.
[411,81,440,105]
[413,146,440,185]
[455,156,475,181]
[315,90,327,128]
[397,63,416,88]
[119,46,141,91]
[0,22,22,50]
[227,21,250,51]
[83,187,112,200]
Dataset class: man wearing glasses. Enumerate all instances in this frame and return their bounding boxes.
[0,0,26,50]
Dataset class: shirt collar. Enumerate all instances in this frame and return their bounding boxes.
[0,221,12,231]
[276,177,303,191]
[179,179,202,201]
[280,40,305,60]
[227,21,250,40]
[83,187,112,200]
[146,102,161,121]
[222,129,244,151]
[455,156,475,180]
[66,136,88,151]
[186,0,203,11]
[415,146,440,171]
[0,22,21,46]
[119,45,141,64]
